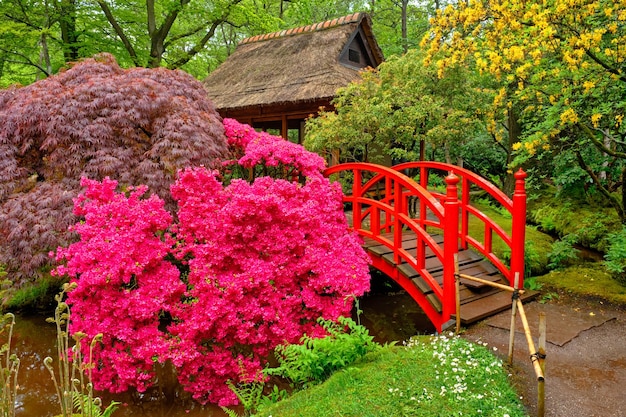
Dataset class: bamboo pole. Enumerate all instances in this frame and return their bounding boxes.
[457,273,526,294]
[516,299,545,381]
[538,312,547,417]
[508,273,520,365]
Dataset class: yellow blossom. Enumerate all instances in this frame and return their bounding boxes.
[582,80,595,93]
[560,108,579,125]
[505,45,525,62]
[591,113,602,128]
[512,142,522,151]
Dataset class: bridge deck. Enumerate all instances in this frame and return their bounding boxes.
[362,231,537,325]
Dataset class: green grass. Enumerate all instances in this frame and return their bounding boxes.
[2,275,59,312]
[255,335,527,417]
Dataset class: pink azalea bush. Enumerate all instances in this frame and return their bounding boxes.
[52,119,371,406]
[52,177,185,393]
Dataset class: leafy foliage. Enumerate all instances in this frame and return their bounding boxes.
[547,234,580,270]
[0,54,228,286]
[605,226,626,284]
[267,316,380,388]
[0,0,284,81]
[257,335,527,417]
[304,49,492,167]
[52,119,371,406]
[424,0,626,222]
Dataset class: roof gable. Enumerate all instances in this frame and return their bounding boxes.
[339,27,378,69]
[203,12,383,113]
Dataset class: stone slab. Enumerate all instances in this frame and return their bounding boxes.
[484,301,617,346]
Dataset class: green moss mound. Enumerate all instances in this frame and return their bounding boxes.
[527,186,621,253]
[537,264,626,305]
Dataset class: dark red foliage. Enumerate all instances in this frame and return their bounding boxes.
[0,54,228,285]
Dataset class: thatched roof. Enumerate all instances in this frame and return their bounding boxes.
[203,12,383,113]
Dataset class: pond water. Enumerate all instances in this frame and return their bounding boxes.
[8,274,433,416]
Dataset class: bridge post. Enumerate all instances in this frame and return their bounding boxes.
[443,173,460,327]
[510,169,527,287]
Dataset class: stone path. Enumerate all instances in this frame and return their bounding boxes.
[462,294,626,417]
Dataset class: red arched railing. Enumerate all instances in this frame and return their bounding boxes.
[391,162,527,287]
[323,163,461,330]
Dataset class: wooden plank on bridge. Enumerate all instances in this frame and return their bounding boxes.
[453,290,538,325]
[362,231,537,325]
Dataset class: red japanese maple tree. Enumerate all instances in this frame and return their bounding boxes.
[0,54,228,284]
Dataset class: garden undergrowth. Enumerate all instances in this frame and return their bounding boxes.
[253,333,527,417]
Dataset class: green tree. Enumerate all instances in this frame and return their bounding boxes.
[281,0,368,23]
[305,49,495,171]
[0,0,65,85]
[0,0,283,83]
[423,0,626,223]
[367,0,431,56]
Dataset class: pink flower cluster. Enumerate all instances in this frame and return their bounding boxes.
[222,117,326,180]
[52,119,371,406]
[52,177,185,393]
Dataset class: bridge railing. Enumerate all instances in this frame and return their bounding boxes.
[391,162,527,287]
[324,163,461,328]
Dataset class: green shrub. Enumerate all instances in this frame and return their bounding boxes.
[527,188,621,253]
[547,233,580,270]
[605,226,626,285]
[501,241,542,278]
[3,271,61,312]
[267,316,381,388]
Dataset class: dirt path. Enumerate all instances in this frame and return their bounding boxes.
[461,292,626,417]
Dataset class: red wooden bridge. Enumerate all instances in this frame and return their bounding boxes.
[324,161,535,332]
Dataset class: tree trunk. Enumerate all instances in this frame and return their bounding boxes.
[576,151,625,224]
[502,108,520,196]
[401,0,408,54]
[59,0,79,62]
[38,33,52,79]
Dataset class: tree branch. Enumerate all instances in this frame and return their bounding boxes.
[165,0,244,69]
[575,150,625,222]
[578,122,626,159]
[146,0,156,36]
[167,19,223,69]
[148,0,191,67]
[96,0,141,66]
[3,12,41,31]
[164,23,206,48]
[0,46,50,77]
[584,48,626,83]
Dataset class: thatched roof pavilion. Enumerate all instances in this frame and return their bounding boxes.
[203,12,384,142]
